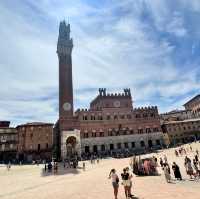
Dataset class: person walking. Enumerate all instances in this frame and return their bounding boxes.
[121,168,131,199]
[83,162,85,171]
[163,163,171,183]
[108,169,119,199]
[186,160,194,179]
[126,167,134,197]
[164,155,168,164]
[172,162,182,180]
[160,157,164,168]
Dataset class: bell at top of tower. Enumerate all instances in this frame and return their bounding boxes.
[57,20,73,55]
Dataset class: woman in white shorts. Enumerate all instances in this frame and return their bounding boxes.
[121,168,131,198]
[108,169,119,199]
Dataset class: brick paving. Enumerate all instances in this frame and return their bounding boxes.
[0,143,200,199]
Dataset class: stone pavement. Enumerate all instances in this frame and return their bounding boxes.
[0,142,200,199]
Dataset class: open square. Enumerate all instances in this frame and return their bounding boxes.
[1,142,200,199]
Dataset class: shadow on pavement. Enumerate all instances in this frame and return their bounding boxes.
[41,166,82,177]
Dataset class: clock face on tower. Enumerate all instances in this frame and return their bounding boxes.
[113,100,120,108]
[63,102,71,111]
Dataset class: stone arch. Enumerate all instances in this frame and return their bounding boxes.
[148,140,153,148]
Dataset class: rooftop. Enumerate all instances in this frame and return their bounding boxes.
[17,122,54,128]
[164,117,200,124]
[183,94,200,106]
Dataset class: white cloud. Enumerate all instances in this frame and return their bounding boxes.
[0,0,199,125]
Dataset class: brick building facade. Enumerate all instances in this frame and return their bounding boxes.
[183,95,200,117]
[17,122,53,162]
[0,121,18,162]
[162,118,200,145]
[56,21,164,161]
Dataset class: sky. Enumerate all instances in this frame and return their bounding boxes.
[0,0,200,126]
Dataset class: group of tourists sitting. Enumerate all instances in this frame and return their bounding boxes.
[130,155,158,176]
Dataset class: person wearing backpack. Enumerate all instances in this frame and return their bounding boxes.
[108,168,119,199]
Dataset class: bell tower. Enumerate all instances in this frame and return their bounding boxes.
[57,21,73,118]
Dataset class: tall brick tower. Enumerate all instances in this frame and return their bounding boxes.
[57,21,74,119]
[57,21,81,160]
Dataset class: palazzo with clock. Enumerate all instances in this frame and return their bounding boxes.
[55,21,164,161]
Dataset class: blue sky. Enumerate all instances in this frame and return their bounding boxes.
[0,0,200,126]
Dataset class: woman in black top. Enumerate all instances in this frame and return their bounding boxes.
[121,168,131,198]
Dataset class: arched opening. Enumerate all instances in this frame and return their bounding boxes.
[101,145,105,151]
[66,136,77,158]
[148,140,153,148]
[140,140,145,147]
[93,145,98,153]
[110,144,114,151]
[85,146,90,153]
[156,139,161,146]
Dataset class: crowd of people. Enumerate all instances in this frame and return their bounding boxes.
[108,144,200,199]
[160,146,200,183]
[130,155,158,176]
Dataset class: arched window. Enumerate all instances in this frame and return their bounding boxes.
[140,141,145,147]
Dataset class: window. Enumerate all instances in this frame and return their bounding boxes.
[115,130,120,136]
[156,140,161,146]
[92,132,96,137]
[114,115,118,120]
[91,115,96,120]
[30,133,33,139]
[143,113,148,118]
[100,132,104,137]
[85,146,90,153]
[108,131,113,136]
[153,128,159,132]
[106,115,111,120]
[110,144,114,150]
[146,128,151,133]
[136,114,141,118]
[130,130,134,134]
[46,143,48,149]
[84,133,89,138]
[140,141,145,147]
[127,114,132,119]
[120,115,125,119]
[98,115,103,120]
[83,115,88,120]
[117,143,121,149]
[151,113,155,117]
[138,129,143,134]
[124,142,129,148]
